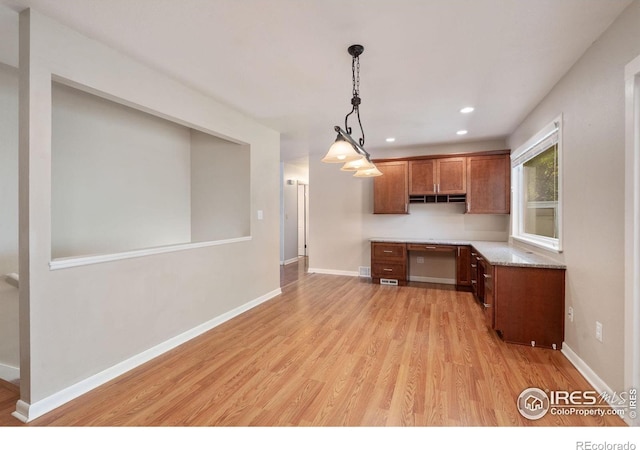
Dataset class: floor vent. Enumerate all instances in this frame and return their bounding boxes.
[359,266,371,277]
[380,278,399,286]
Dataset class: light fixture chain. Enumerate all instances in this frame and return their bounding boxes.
[352,55,360,97]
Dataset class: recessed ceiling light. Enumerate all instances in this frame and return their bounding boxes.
[385,137,396,142]
[460,106,474,114]
[456,130,468,135]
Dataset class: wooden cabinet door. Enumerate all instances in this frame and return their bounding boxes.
[470,251,479,296]
[456,246,472,286]
[483,264,495,328]
[373,161,409,214]
[466,154,510,214]
[437,157,466,194]
[409,160,436,195]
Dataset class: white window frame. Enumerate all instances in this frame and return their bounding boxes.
[511,115,563,253]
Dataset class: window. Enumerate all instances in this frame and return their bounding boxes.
[511,116,562,252]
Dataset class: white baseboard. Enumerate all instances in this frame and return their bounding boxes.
[307,267,359,277]
[562,342,636,426]
[409,276,456,285]
[282,257,299,266]
[0,363,19,385]
[12,287,282,423]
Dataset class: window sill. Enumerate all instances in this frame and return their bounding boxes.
[511,235,562,254]
[49,236,252,270]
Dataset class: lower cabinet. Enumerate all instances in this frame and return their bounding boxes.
[473,263,564,350]
[492,265,565,349]
[483,263,495,329]
[371,242,407,285]
[456,246,472,287]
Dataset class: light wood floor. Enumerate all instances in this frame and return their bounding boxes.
[280,256,308,287]
[0,272,627,426]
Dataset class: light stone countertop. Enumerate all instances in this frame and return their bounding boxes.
[369,237,566,269]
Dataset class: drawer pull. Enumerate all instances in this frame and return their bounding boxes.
[383,250,393,253]
[483,274,492,279]
[471,280,477,285]
[483,303,491,309]
[383,268,393,272]
[471,264,477,268]
[425,246,436,249]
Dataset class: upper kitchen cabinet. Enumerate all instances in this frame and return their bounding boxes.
[466,153,510,214]
[409,157,466,195]
[373,161,409,214]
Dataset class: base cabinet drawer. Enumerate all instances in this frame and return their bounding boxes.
[371,242,408,285]
[372,243,407,260]
[372,262,407,279]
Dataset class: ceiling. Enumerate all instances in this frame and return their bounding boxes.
[0,0,633,162]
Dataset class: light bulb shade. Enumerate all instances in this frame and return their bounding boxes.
[321,135,361,163]
[340,156,375,171]
[353,165,383,177]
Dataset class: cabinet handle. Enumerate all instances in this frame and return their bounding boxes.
[483,274,491,279]
[457,247,460,257]
[471,253,477,256]
[383,268,393,272]
[383,250,393,253]
[433,183,436,193]
[425,246,436,249]
[483,303,491,309]
[471,264,477,268]
[471,280,477,284]
[437,183,440,193]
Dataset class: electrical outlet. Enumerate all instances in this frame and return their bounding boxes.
[568,307,574,322]
[416,256,425,264]
[595,321,603,342]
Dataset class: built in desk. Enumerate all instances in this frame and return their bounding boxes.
[370,238,567,349]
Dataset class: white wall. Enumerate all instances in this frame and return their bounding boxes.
[309,139,509,274]
[18,8,280,416]
[191,130,250,242]
[507,0,640,393]
[51,82,192,258]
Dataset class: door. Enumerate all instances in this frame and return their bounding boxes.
[373,161,409,214]
[437,157,466,194]
[409,160,436,195]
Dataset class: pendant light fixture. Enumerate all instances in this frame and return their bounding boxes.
[322,44,382,177]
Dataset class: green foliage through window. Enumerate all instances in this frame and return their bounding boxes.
[524,144,558,202]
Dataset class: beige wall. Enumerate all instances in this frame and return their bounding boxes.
[51,82,192,258]
[19,8,280,410]
[190,130,250,242]
[309,139,509,274]
[507,0,640,392]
